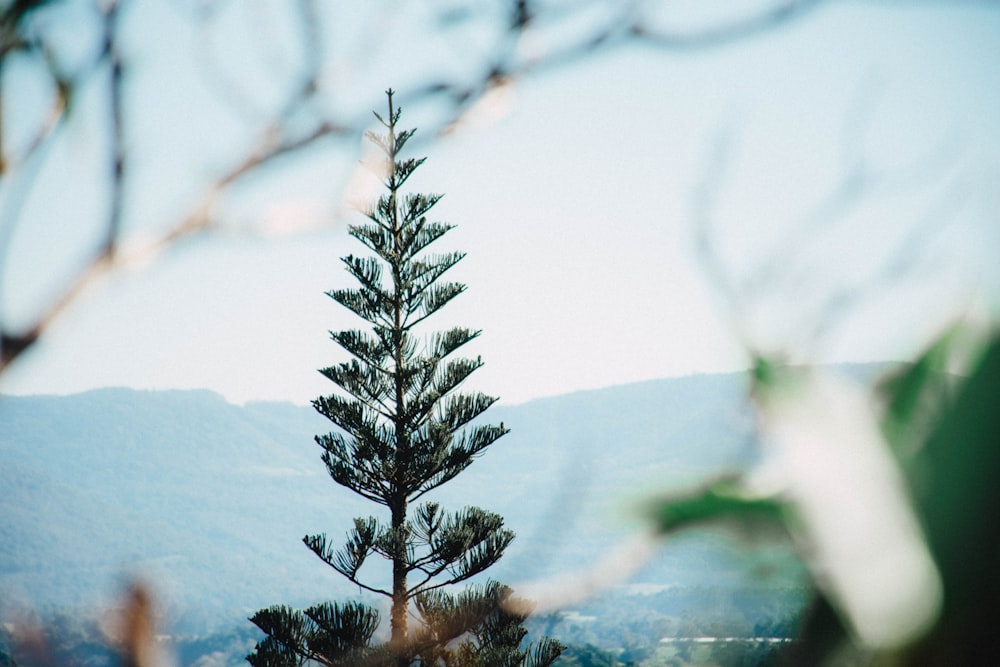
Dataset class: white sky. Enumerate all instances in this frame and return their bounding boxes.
[2,2,999,405]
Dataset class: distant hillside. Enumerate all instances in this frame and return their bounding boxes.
[0,388,347,629]
[0,370,878,630]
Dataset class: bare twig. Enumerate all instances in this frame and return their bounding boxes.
[632,0,826,50]
[102,0,125,258]
[689,75,966,364]
[3,0,981,375]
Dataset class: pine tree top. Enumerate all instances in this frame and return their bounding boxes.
[313,88,508,509]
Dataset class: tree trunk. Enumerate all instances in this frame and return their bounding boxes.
[389,495,409,666]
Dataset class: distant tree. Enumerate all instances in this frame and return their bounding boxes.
[556,643,626,667]
[247,90,562,667]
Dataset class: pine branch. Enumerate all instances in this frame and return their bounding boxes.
[372,524,415,565]
[404,281,468,330]
[401,252,466,309]
[410,501,444,544]
[390,156,427,188]
[328,329,392,372]
[341,254,385,293]
[315,429,395,503]
[401,252,464,293]
[413,583,502,648]
[326,286,393,326]
[526,637,567,667]
[398,192,442,227]
[393,127,416,154]
[312,394,382,437]
[303,529,392,598]
[351,200,395,237]
[406,507,514,596]
[411,422,508,500]
[304,601,380,651]
[318,360,394,418]
[395,331,483,428]
[399,220,455,261]
[248,606,313,664]
[403,358,485,426]
[431,327,481,363]
[438,391,499,432]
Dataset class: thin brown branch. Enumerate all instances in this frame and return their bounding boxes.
[0,113,349,372]
[632,0,827,50]
[0,245,113,372]
[690,124,754,351]
[689,75,966,364]
[293,0,322,101]
[479,0,828,85]
[165,119,349,242]
[102,0,125,258]
[804,175,969,347]
[0,0,894,376]
[0,76,66,177]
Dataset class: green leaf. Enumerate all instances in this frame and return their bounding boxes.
[650,478,786,534]
[878,325,964,461]
[910,334,1000,645]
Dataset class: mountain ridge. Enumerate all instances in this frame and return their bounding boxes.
[0,367,883,630]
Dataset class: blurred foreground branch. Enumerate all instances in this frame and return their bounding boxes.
[0,0,845,374]
[655,48,998,664]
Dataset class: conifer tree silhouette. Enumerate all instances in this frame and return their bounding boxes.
[248,90,562,667]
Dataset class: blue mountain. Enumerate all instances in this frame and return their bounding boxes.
[0,372,827,632]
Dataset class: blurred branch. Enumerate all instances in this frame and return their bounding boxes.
[802,176,967,350]
[102,0,125,258]
[0,0,351,373]
[0,0,983,374]
[691,75,965,362]
[629,0,826,50]
[164,117,350,244]
[691,125,755,353]
[0,66,66,178]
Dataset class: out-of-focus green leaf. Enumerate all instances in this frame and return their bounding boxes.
[650,477,786,535]
[752,355,779,388]
[749,354,809,410]
[905,333,1000,663]
[879,325,964,462]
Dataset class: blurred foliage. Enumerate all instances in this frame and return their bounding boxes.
[648,326,1000,665]
[652,477,786,535]
[902,332,1000,664]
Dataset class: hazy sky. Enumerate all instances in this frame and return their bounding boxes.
[2,2,999,405]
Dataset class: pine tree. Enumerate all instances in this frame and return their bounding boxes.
[248,90,563,667]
